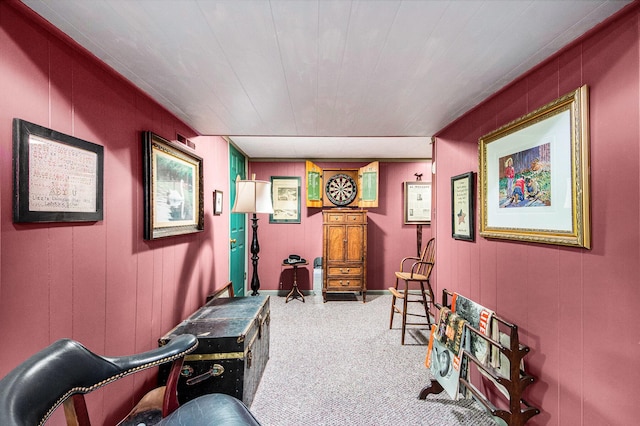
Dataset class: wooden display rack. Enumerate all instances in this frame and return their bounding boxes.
[419,289,540,426]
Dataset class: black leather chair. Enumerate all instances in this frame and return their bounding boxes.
[0,334,262,426]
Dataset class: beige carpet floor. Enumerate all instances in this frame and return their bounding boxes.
[249,293,498,425]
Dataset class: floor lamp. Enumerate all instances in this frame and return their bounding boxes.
[231,175,273,296]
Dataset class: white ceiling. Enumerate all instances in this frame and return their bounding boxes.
[21,0,631,160]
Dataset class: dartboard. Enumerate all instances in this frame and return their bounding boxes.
[325,173,357,206]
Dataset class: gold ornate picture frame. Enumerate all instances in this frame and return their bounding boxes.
[142,131,204,240]
[479,85,590,248]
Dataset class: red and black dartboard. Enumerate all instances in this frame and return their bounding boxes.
[325,173,357,206]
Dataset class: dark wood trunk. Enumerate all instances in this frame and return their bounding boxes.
[158,296,270,407]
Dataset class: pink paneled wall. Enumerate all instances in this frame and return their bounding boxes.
[0,2,230,424]
[433,5,639,425]
[5,0,639,424]
[248,161,432,293]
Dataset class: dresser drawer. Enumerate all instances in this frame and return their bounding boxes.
[344,213,365,223]
[324,211,366,224]
[326,278,363,290]
[327,266,362,276]
[325,212,345,223]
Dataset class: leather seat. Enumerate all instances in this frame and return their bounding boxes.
[158,393,260,425]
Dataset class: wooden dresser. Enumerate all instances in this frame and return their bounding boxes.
[322,209,367,302]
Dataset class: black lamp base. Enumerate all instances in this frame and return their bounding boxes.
[249,214,260,296]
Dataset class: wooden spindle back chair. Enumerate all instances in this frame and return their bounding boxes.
[388,237,436,344]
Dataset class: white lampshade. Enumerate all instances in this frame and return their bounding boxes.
[231,175,274,214]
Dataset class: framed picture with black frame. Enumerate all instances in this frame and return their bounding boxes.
[214,190,223,215]
[142,131,204,240]
[12,118,104,223]
[451,172,475,241]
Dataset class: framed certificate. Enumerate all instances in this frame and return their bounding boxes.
[13,119,104,223]
[404,181,431,224]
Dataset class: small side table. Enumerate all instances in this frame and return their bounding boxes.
[283,260,308,303]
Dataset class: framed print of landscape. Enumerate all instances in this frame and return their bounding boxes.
[142,131,204,240]
[270,176,301,223]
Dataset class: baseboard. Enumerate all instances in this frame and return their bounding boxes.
[255,289,389,297]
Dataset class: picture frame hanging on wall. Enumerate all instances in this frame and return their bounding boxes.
[270,176,301,224]
[451,172,475,241]
[12,118,104,223]
[478,84,590,248]
[404,181,431,224]
[142,131,204,240]
[214,190,223,215]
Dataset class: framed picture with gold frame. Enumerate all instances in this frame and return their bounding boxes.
[479,85,590,248]
[12,118,104,223]
[142,131,204,240]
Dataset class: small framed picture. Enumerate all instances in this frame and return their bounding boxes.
[214,190,223,215]
[451,172,475,241]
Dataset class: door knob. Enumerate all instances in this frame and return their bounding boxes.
[230,238,237,244]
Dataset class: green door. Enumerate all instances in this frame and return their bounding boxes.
[229,144,246,296]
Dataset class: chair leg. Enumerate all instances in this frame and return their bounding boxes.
[425,280,435,324]
[389,277,399,329]
[401,280,409,345]
[420,282,431,326]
